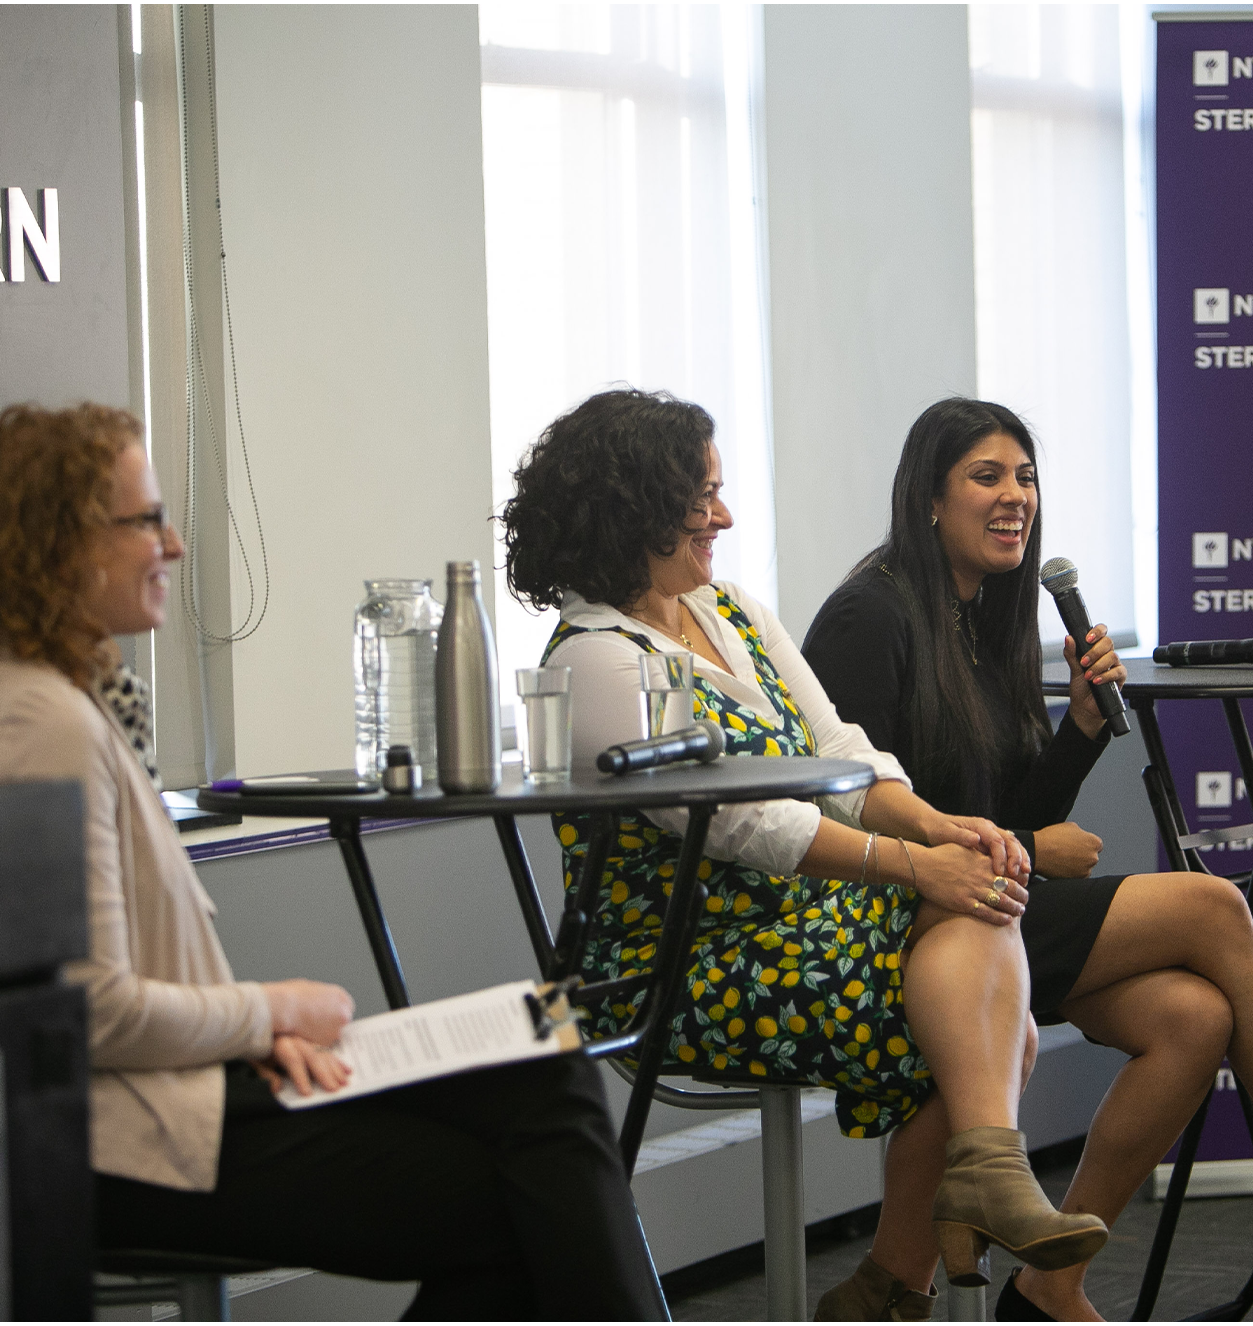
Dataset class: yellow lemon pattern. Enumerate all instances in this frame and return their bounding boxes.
[541,590,930,1140]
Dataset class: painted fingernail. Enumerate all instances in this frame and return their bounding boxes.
[1080,655,1090,666]
[1087,631,1096,642]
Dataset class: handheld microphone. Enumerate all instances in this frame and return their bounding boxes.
[1153,638,1253,666]
[597,719,726,775]
[1039,557,1131,738]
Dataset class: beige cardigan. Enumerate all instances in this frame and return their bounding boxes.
[0,660,272,1191]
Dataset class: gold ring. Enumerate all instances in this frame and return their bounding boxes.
[971,899,980,913]
[986,889,1001,907]
[993,876,1010,890]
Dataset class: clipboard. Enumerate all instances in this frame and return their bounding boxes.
[276,977,582,1110]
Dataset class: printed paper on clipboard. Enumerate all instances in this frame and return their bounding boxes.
[276,979,582,1110]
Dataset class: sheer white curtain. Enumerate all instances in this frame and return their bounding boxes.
[969,4,1144,646]
[479,3,775,707]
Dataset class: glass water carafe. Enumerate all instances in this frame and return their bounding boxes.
[354,579,443,782]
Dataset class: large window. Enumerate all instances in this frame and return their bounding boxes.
[479,3,775,706]
[969,3,1153,647]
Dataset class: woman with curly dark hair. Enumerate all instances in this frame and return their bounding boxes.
[0,402,668,1321]
[502,387,1108,1311]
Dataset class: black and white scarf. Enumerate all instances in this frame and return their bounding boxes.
[97,663,163,793]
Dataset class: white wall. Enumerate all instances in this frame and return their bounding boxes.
[0,5,131,409]
[763,4,979,643]
[211,5,494,777]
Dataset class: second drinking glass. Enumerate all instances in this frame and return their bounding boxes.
[638,651,695,738]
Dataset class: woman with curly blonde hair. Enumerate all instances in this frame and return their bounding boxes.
[0,402,667,1320]
[0,404,146,677]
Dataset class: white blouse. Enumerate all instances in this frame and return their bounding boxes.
[546,581,911,877]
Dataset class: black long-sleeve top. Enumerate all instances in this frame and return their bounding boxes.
[801,569,1110,869]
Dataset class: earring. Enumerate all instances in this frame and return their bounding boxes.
[931,514,938,527]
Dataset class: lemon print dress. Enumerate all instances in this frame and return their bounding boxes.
[541,589,933,1139]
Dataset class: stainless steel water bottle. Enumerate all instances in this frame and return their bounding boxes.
[435,560,501,793]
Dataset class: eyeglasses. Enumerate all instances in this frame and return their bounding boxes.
[112,504,171,537]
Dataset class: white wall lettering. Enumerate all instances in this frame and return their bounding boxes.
[1236,57,1253,78]
[1237,295,1253,317]
[2,187,60,283]
[1233,538,1253,560]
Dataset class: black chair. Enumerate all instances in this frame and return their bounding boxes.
[94,1250,281,1321]
[0,781,93,1319]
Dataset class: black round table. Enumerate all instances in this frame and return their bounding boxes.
[1045,657,1253,1321]
[199,755,874,1174]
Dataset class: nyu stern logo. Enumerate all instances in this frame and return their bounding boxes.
[1196,771,1248,808]
[1192,288,1253,323]
[1194,532,1231,568]
[1193,50,1253,85]
[1195,50,1232,85]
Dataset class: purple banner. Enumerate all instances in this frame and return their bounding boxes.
[1156,19,1253,1168]
[1157,19,1253,877]
[1165,1061,1253,1164]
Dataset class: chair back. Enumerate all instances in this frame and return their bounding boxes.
[0,780,92,1319]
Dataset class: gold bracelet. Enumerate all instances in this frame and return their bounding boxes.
[871,831,881,885]
[897,837,918,890]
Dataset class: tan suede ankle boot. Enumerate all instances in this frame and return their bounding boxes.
[813,1255,937,1321]
[932,1127,1108,1287]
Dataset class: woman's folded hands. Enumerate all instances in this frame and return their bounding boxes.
[255,978,356,1097]
[924,813,1032,886]
[907,840,1028,926]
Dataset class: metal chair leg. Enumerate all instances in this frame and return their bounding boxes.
[948,1284,988,1321]
[759,1085,807,1322]
[177,1272,229,1321]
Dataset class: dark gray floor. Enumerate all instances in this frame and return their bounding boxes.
[666,1153,1253,1321]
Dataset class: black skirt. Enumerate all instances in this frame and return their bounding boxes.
[1020,874,1128,1023]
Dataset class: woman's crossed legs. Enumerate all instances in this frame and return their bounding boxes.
[860,872,1244,1320]
[1015,872,1245,1320]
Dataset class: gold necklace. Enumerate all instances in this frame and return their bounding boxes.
[676,603,698,649]
[635,604,696,650]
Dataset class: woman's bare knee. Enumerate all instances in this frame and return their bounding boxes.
[1164,974,1233,1063]
[1162,873,1252,937]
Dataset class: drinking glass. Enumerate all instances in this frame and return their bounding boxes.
[516,667,573,783]
[638,651,695,738]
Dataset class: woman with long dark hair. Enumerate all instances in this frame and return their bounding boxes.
[804,397,1253,1322]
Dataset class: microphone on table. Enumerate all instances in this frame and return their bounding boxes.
[1039,557,1131,738]
[1153,639,1253,667]
[597,720,726,775]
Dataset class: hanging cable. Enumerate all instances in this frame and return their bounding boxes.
[178,4,270,644]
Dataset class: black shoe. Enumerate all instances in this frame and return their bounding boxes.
[995,1267,1057,1322]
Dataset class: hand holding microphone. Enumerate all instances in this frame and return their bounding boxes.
[1040,558,1130,738]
